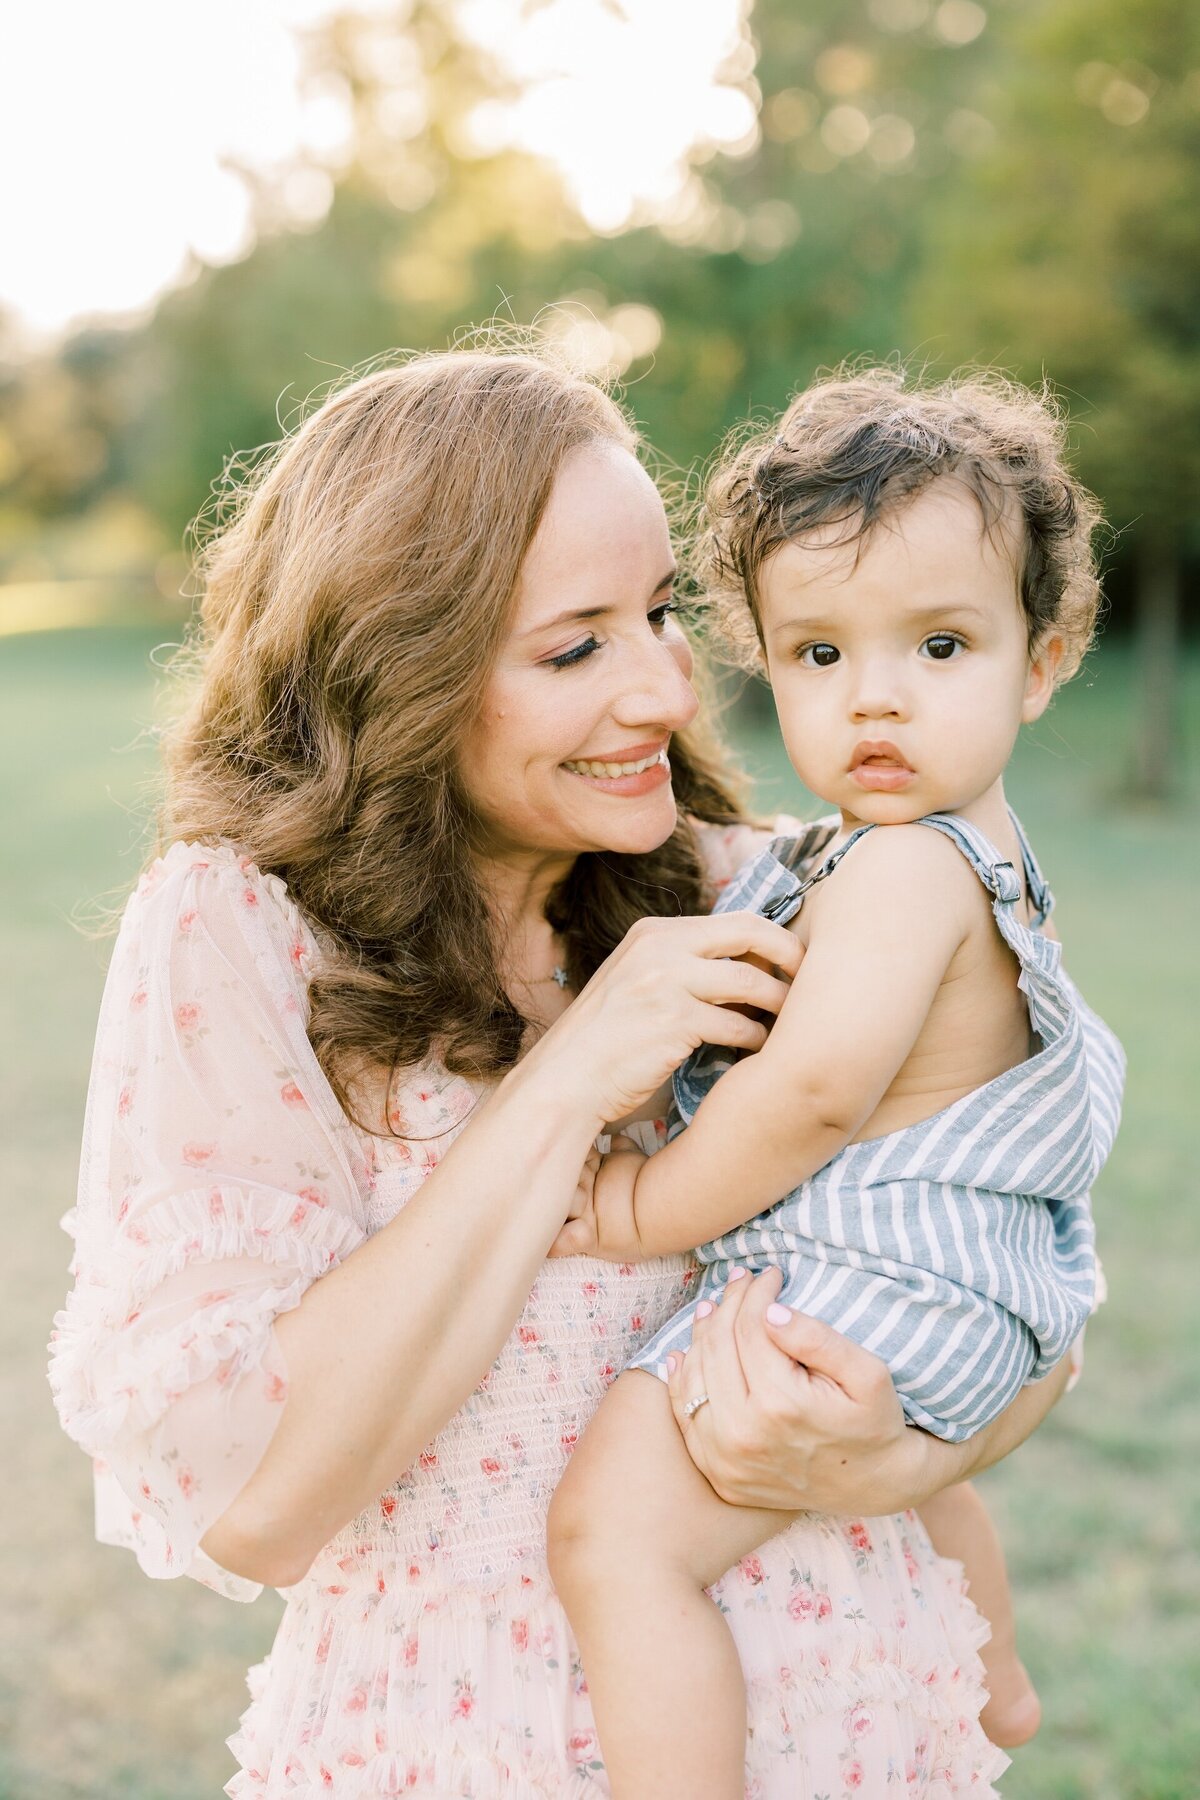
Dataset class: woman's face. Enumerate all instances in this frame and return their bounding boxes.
[461,441,698,863]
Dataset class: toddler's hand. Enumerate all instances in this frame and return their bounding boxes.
[548,1139,647,1261]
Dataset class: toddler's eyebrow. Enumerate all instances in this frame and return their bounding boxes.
[770,600,991,639]
[900,602,991,629]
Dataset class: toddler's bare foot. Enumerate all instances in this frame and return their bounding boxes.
[980,1655,1041,1748]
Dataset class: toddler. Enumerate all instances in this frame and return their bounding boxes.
[546,370,1125,1797]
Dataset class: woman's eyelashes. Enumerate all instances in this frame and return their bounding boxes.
[544,599,679,671]
[546,635,600,670]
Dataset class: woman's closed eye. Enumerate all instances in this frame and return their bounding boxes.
[546,634,601,670]
[545,598,680,671]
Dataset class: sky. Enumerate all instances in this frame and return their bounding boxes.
[0,0,751,343]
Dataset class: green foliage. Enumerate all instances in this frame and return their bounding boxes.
[909,0,1200,548]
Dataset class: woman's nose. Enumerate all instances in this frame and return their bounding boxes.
[612,634,698,734]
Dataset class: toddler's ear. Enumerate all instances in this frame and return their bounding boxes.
[1022,632,1065,724]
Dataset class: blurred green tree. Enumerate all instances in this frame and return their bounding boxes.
[908,0,1200,798]
[579,0,1004,468]
[108,0,591,539]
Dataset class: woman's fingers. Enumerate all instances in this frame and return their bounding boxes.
[667,1275,756,1464]
[693,1002,769,1053]
[624,910,801,979]
[692,959,794,1018]
[667,1271,913,1513]
[760,1301,900,1413]
[723,1269,829,1402]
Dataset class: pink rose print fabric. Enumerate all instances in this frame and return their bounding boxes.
[50,831,1008,1797]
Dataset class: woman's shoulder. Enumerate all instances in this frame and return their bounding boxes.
[127,837,320,973]
[693,813,839,894]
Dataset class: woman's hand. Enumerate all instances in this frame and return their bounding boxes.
[668,1268,914,1516]
[524,912,801,1134]
[667,1269,1072,1517]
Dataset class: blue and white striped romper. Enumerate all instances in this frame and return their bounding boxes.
[629,811,1126,1442]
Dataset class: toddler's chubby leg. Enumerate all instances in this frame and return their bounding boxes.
[919,1481,1041,1748]
[548,1366,794,1800]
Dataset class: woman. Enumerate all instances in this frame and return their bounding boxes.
[49,347,1061,1797]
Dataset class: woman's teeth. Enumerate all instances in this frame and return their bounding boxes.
[563,750,665,778]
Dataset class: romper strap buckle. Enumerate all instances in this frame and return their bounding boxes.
[987,860,1022,905]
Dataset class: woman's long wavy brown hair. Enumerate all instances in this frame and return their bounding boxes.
[161,344,746,1129]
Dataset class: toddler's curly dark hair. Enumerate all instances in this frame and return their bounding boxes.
[699,366,1104,684]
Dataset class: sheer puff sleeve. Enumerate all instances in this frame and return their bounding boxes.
[694,812,836,893]
[48,842,371,1601]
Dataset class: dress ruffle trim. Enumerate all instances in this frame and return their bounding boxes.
[115,1185,368,1299]
[224,1554,1008,1799]
[49,1183,367,1455]
[741,1646,1009,1795]
[227,1714,586,1800]
[49,1273,302,1456]
[227,1654,1008,1800]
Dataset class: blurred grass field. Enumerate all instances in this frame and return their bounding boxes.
[2,622,1198,1800]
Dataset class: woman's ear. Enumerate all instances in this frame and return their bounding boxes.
[1022,632,1065,724]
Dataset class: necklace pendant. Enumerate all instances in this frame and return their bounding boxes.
[552,964,570,989]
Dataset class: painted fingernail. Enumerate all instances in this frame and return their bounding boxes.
[665,1354,679,1375]
[695,1301,715,1320]
[727,1266,748,1282]
[765,1303,792,1325]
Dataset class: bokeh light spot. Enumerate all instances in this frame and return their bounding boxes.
[933,1,987,47]
[867,0,931,31]
[821,106,873,158]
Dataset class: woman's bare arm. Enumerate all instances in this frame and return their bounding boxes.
[202,911,800,1587]
[203,1053,599,1586]
[664,1269,1070,1519]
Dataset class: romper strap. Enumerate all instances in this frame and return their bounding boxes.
[760,824,876,922]
[915,812,1066,1045]
[1007,807,1055,925]
[915,813,1025,907]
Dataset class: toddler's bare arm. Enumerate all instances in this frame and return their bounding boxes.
[610,827,979,1259]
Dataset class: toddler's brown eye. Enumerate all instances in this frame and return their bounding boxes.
[923,635,961,661]
[801,643,840,667]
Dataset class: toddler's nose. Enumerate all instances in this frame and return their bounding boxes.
[850,662,908,721]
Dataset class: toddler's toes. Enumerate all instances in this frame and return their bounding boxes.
[980,1661,1041,1748]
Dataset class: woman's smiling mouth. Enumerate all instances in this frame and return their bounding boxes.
[561,744,671,793]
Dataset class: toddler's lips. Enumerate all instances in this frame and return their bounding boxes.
[849,742,915,792]
[851,763,916,791]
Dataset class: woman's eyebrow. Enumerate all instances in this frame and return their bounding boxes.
[523,604,609,638]
[523,569,676,638]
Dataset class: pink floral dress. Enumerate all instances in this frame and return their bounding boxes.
[49,831,1009,1798]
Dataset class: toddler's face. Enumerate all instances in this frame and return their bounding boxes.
[757,479,1061,828]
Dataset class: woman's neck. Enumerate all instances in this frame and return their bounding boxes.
[474,848,577,994]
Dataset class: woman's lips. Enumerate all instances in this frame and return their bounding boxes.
[848,742,915,792]
[561,745,671,796]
